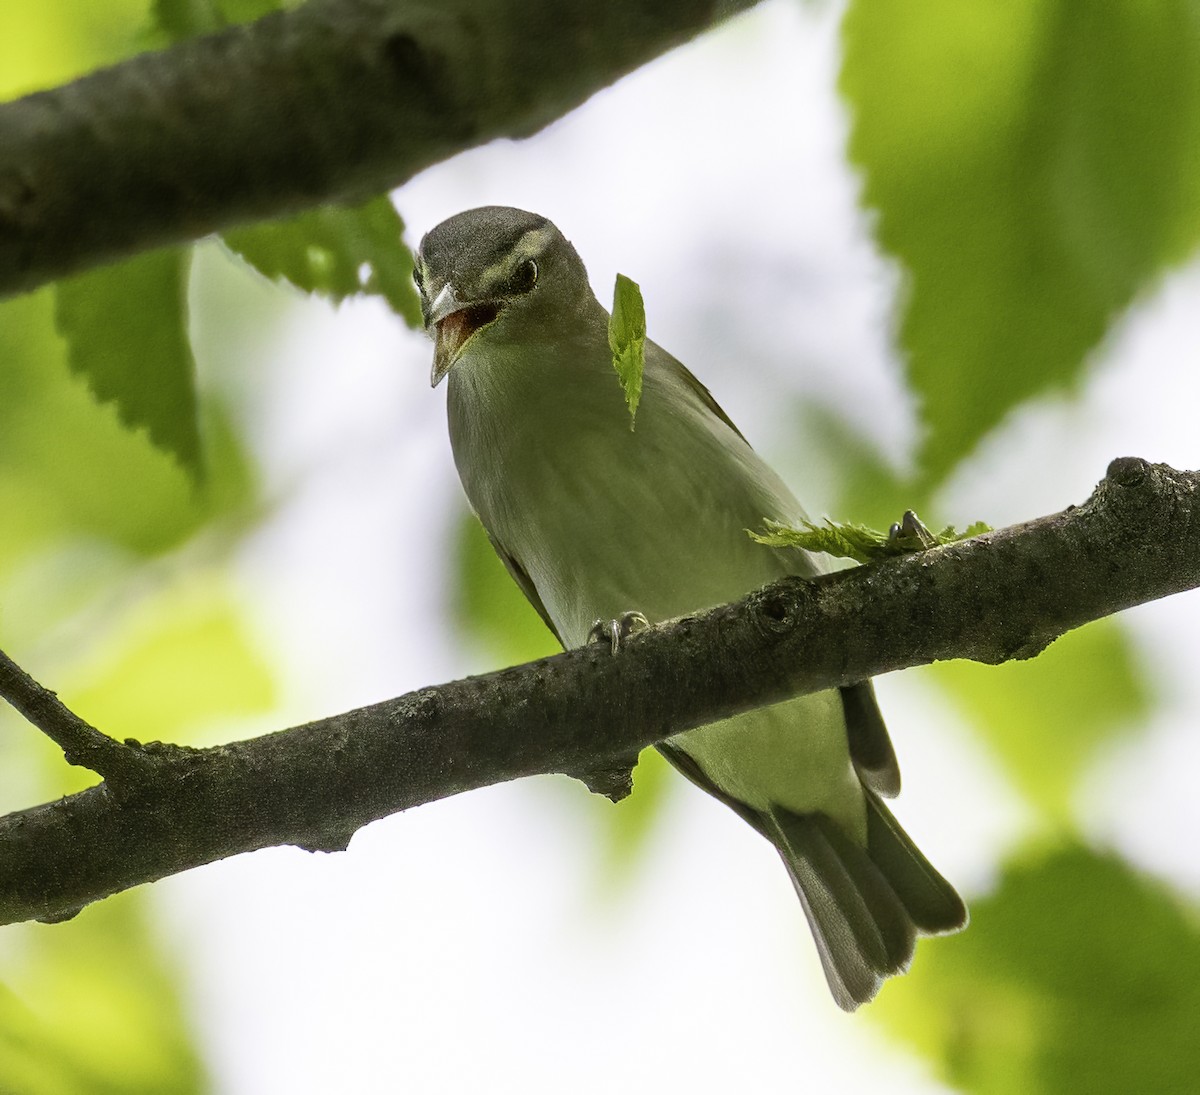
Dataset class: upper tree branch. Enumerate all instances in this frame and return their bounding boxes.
[2,457,1198,926]
[0,0,758,298]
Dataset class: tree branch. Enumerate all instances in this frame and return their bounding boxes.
[0,650,158,787]
[0,0,759,298]
[2,456,1197,926]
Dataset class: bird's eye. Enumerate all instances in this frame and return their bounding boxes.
[509,258,538,295]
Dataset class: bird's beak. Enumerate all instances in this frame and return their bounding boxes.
[428,283,502,388]
[429,283,464,388]
[428,282,463,326]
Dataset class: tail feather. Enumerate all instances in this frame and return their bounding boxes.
[771,807,915,1010]
[865,792,968,934]
[657,740,967,1011]
[770,793,965,1011]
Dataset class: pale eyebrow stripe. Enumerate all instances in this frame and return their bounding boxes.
[477,225,555,290]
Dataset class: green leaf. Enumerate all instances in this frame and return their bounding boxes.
[215,0,290,23]
[54,249,202,475]
[594,746,674,884]
[62,585,276,755]
[874,846,1200,1095]
[0,289,254,574]
[926,618,1150,819]
[150,0,288,41]
[223,198,423,327]
[750,515,987,563]
[841,0,1200,483]
[608,273,646,429]
[0,894,207,1095]
[0,0,153,100]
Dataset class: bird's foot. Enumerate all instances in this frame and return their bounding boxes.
[887,510,938,551]
[588,611,649,655]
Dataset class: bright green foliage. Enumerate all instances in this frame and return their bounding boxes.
[608,273,646,429]
[0,582,272,1093]
[875,846,1200,1095]
[925,619,1150,820]
[223,198,424,327]
[3,0,1195,1087]
[0,0,148,100]
[0,896,207,1095]
[841,0,1200,483]
[55,249,202,476]
[0,291,253,571]
[750,515,988,563]
[150,0,290,41]
[64,588,275,746]
[595,747,674,885]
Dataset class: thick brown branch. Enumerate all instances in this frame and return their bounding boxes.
[0,0,758,298]
[1,457,1197,925]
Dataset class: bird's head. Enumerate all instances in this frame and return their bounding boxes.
[415,206,591,387]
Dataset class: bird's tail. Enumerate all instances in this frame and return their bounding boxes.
[768,791,967,1011]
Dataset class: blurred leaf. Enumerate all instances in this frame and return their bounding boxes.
[55,249,201,475]
[217,0,290,21]
[0,0,150,100]
[926,619,1150,820]
[451,514,558,668]
[151,0,285,40]
[150,0,219,38]
[0,291,254,572]
[595,747,674,884]
[875,845,1200,1095]
[841,0,1200,483]
[223,198,424,326]
[608,273,646,429]
[0,894,207,1095]
[63,585,275,750]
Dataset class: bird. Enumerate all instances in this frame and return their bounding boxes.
[415,205,966,1009]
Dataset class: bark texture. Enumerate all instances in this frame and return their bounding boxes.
[1,457,1197,925]
[0,0,758,297]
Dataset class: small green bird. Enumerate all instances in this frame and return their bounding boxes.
[417,206,966,1009]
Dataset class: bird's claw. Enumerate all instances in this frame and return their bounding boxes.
[588,611,650,655]
[887,509,938,551]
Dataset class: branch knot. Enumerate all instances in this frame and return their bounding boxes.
[1106,456,1149,488]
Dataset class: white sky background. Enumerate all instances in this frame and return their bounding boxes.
[167,1,1200,1091]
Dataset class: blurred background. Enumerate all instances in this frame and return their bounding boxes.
[2,0,1200,1091]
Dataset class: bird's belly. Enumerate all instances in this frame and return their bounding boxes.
[459,383,863,839]
[671,695,867,840]
[506,438,866,842]
[518,441,795,647]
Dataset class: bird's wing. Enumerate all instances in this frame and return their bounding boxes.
[486,528,566,649]
[661,351,751,445]
[839,682,901,797]
[657,350,904,798]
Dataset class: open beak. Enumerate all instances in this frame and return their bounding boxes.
[428,283,502,387]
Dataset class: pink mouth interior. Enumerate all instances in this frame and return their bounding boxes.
[437,303,501,356]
